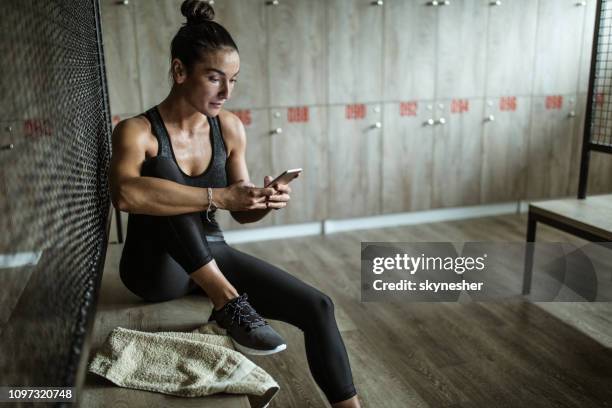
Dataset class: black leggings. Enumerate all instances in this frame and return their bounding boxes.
[119,157,357,404]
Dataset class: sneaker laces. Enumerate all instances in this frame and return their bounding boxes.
[227,294,268,331]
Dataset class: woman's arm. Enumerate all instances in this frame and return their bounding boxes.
[109,117,273,216]
[220,111,291,224]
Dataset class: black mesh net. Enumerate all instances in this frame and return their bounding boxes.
[0,0,111,402]
[591,0,612,147]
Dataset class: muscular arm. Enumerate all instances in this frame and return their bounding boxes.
[221,112,273,224]
[109,117,214,216]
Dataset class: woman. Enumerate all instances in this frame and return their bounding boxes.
[108,1,360,407]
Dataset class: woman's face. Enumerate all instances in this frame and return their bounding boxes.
[175,48,240,117]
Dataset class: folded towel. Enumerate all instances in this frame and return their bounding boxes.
[88,323,279,408]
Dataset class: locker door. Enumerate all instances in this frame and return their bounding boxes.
[134,0,184,110]
[328,0,383,104]
[101,0,142,116]
[436,0,488,99]
[431,98,484,208]
[485,0,538,97]
[532,0,586,96]
[578,0,597,93]
[267,0,326,107]
[527,95,579,199]
[480,96,530,203]
[215,109,274,231]
[383,1,436,102]
[328,103,382,219]
[382,101,435,213]
[269,106,328,224]
[215,0,269,109]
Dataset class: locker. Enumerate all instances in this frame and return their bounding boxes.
[485,0,538,97]
[267,0,326,107]
[480,96,530,203]
[328,0,383,104]
[431,98,485,208]
[436,0,488,99]
[268,106,328,224]
[134,0,184,110]
[381,101,435,213]
[383,1,436,102]
[327,103,382,219]
[578,0,597,93]
[532,0,586,96]
[101,0,142,116]
[215,0,269,109]
[526,94,578,199]
[215,108,274,231]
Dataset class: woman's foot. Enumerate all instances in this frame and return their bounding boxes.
[209,293,287,355]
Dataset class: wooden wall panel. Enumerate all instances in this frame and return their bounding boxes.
[485,0,538,97]
[436,0,488,99]
[532,0,586,96]
[134,0,183,110]
[215,109,274,231]
[267,0,326,107]
[382,101,435,213]
[578,0,597,94]
[480,96,530,203]
[328,103,382,218]
[431,98,484,208]
[215,0,269,109]
[383,1,436,102]
[527,95,579,199]
[269,106,328,224]
[101,0,142,116]
[328,0,383,104]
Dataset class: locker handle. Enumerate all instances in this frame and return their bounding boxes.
[575,1,587,6]
[489,1,502,5]
[372,122,382,129]
[266,0,279,5]
[435,118,446,125]
[484,114,495,122]
[439,0,451,5]
[568,111,576,118]
[116,0,129,5]
[1,143,14,150]
[426,1,439,6]
[371,0,384,5]
[270,127,283,135]
[424,118,435,126]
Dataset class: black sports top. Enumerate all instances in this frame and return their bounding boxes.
[141,106,228,238]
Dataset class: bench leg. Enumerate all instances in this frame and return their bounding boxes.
[115,207,124,244]
[522,212,537,295]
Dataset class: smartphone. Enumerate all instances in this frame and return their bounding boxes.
[264,168,302,187]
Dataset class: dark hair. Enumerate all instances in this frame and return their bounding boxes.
[170,0,238,75]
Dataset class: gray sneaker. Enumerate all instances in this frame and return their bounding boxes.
[208,293,287,356]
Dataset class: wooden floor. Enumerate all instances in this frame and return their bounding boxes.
[84,213,612,408]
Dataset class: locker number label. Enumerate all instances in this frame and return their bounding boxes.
[346,104,366,120]
[545,95,563,110]
[400,102,418,117]
[24,118,52,137]
[288,106,309,123]
[451,99,469,114]
[232,110,252,126]
[499,96,517,111]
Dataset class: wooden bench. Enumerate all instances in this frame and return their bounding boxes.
[522,194,612,294]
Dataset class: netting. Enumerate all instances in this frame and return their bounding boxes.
[0,0,111,402]
[591,0,612,147]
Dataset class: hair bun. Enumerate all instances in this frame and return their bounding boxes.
[181,0,215,25]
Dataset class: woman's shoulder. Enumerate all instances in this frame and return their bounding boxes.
[217,109,246,151]
[112,115,157,154]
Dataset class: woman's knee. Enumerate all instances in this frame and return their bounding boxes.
[302,290,336,323]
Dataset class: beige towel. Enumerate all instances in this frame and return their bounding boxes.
[88,323,279,408]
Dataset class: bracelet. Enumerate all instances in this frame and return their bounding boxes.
[206,187,216,223]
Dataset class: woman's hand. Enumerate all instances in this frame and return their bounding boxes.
[214,180,276,211]
[263,175,294,210]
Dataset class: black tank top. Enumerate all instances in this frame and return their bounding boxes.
[141,106,228,238]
